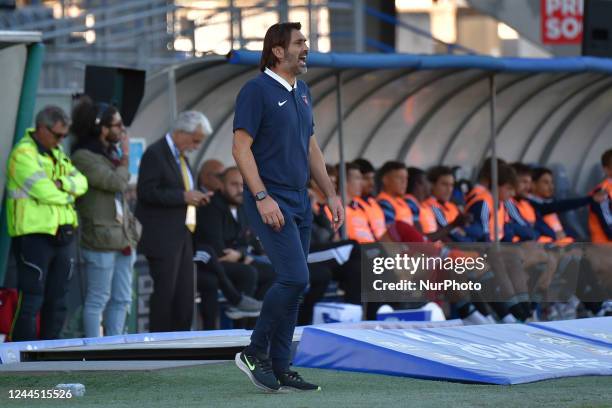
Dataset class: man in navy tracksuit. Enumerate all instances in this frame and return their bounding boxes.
[232,22,343,392]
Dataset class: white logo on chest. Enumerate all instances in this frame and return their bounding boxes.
[278,100,288,106]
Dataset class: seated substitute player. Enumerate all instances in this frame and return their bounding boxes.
[377,161,414,226]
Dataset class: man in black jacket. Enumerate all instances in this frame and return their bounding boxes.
[194,167,268,328]
[136,111,212,332]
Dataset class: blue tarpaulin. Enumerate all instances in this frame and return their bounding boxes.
[529,317,612,348]
[294,318,612,385]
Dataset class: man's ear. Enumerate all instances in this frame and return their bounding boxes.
[272,46,284,62]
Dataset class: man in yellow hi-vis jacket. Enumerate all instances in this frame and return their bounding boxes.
[6,106,88,341]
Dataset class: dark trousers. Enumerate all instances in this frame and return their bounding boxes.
[243,187,312,373]
[196,249,258,330]
[147,230,194,332]
[11,233,76,341]
[251,261,276,300]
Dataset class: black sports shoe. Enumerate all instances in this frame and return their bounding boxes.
[277,370,321,392]
[235,351,280,392]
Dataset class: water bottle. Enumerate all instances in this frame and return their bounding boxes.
[54,383,86,397]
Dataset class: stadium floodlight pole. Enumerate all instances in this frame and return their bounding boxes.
[489,74,499,243]
[336,70,348,240]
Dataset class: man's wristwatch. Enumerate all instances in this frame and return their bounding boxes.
[254,191,268,201]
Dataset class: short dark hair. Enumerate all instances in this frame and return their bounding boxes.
[259,22,302,72]
[376,161,406,192]
[477,157,507,183]
[511,162,532,177]
[337,162,361,174]
[378,161,406,178]
[353,158,375,174]
[531,167,553,182]
[335,162,361,189]
[407,167,425,193]
[601,148,612,168]
[498,163,517,187]
[427,165,453,184]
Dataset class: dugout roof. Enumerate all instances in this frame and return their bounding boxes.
[130,51,612,195]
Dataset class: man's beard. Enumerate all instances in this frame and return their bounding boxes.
[107,132,121,144]
[227,194,243,206]
[291,53,307,75]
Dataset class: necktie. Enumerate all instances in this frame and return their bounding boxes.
[179,155,196,233]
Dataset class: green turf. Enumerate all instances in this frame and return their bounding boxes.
[1,362,611,408]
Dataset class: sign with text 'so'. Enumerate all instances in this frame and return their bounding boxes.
[542,0,584,44]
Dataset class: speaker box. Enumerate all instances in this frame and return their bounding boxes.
[84,66,145,126]
[582,0,612,57]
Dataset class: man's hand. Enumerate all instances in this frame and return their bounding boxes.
[257,195,285,232]
[219,248,242,263]
[184,190,210,206]
[120,131,130,157]
[593,189,608,203]
[327,195,344,232]
[119,131,130,166]
[308,188,318,212]
[199,190,214,205]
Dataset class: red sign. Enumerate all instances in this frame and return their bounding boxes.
[541,0,583,44]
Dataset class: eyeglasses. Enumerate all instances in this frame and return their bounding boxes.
[46,126,68,140]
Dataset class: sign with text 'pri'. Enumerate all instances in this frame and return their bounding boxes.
[541,0,584,44]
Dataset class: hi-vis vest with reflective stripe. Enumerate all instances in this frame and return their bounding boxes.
[322,199,377,243]
[6,129,88,237]
[376,191,414,225]
[465,184,505,241]
[424,196,460,226]
[354,196,386,239]
[345,200,376,244]
[405,194,437,234]
[510,198,554,243]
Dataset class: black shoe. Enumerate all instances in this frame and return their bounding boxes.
[235,351,280,392]
[277,370,321,392]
